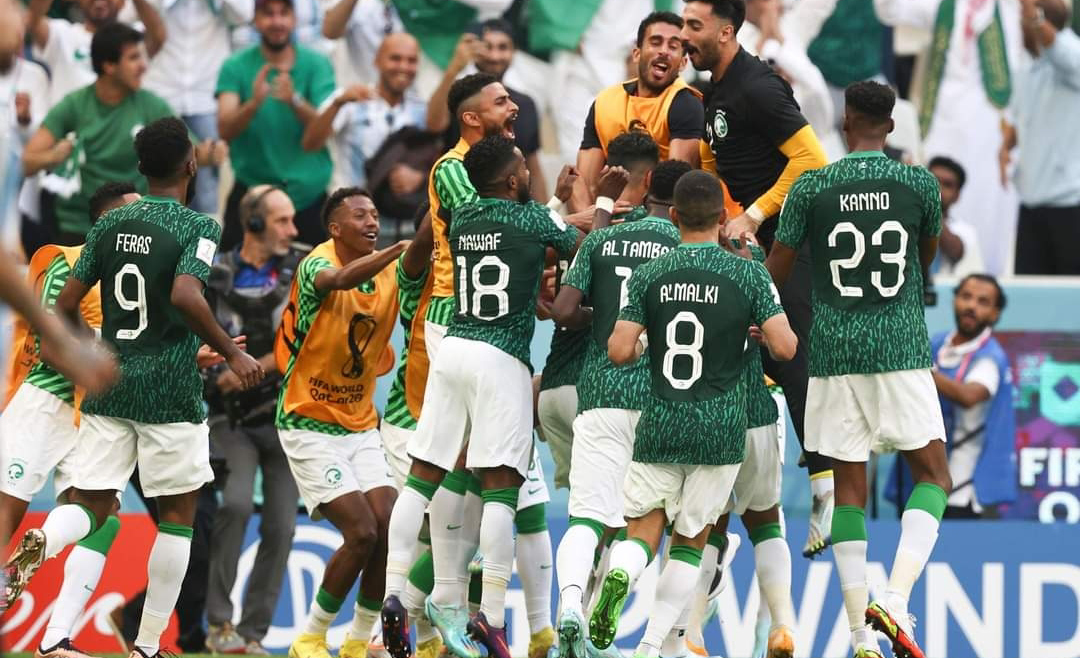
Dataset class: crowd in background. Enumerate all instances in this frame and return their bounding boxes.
[0,0,1072,653]
[2,0,1080,276]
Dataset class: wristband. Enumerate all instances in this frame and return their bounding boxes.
[546,197,566,214]
[746,204,766,226]
[596,196,615,214]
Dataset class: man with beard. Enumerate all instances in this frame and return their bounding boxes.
[428,20,547,201]
[572,11,704,209]
[302,33,427,192]
[217,0,336,250]
[20,23,182,244]
[378,73,518,658]
[389,136,579,658]
[889,274,1016,520]
[680,0,834,559]
[274,188,413,658]
[26,0,165,105]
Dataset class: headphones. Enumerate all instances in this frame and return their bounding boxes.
[242,185,283,234]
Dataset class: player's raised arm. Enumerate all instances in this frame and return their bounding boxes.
[400,207,434,281]
[171,274,263,389]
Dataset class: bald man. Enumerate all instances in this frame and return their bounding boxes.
[203,183,301,654]
[303,32,428,191]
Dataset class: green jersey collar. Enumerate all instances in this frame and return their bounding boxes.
[844,150,887,160]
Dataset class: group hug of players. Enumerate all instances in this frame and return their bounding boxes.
[1,4,955,658]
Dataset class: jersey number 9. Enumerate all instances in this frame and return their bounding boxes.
[114,263,148,340]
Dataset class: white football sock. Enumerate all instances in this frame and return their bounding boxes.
[886,508,940,616]
[457,490,483,593]
[810,471,835,500]
[41,545,105,647]
[385,486,431,598]
[304,594,340,636]
[685,542,719,648]
[350,602,379,640]
[754,537,796,629]
[605,539,650,587]
[429,486,466,607]
[637,558,699,658]
[517,530,553,633]
[834,540,871,650]
[478,501,516,627]
[134,529,191,656]
[659,600,690,658]
[556,524,601,616]
[40,505,93,560]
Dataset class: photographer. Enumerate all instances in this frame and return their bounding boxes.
[203,185,303,654]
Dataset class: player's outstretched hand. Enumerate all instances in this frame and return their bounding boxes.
[747,325,764,344]
[724,212,759,239]
[596,165,630,201]
[227,350,265,390]
[554,165,580,203]
[197,335,247,369]
[50,335,119,396]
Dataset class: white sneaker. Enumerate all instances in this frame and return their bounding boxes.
[803,490,834,558]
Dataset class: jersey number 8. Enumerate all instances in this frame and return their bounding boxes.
[828,220,908,299]
[114,263,148,340]
[662,311,704,390]
[456,255,510,321]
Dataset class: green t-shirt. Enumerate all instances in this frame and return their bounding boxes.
[381,256,431,431]
[447,197,579,369]
[215,46,335,210]
[743,244,778,429]
[72,196,220,424]
[23,255,76,404]
[564,215,680,412]
[775,151,941,377]
[41,85,174,237]
[620,242,784,466]
[538,206,648,392]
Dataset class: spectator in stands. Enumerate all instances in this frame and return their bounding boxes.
[20,23,182,244]
[1005,0,1080,275]
[428,20,547,200]
[889,274,1017,519]
[321,0,405,87]
[874,0,1022,275]
[573,11,704,208]
[204,185,301,656]
[25,0,166,106]
[0,1,49,248]
[142,0,252,216]
[929,156,984,277]
[217,0,336,250]
[530,0,654,163]
[303,33,426,190]
[231,0,332,56]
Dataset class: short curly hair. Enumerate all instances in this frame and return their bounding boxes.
[648,159,692,204]
[448,72,499,120]
[135,117,192,180]
[321,186,373,228]
[606,131,660,173]
[845,80,896,123]
[463,135,518,194]
[89,181,137,224]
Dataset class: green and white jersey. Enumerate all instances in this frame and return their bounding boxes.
[23,255,75,404]
[776,151,941,377]
[72,196,220,424]
[620,242,784,466]
[743,244,778,429]
[381,256,431,431]
[564,215,680,412]
[539,257,588,391]
[538,206,647,392]
[447,197,579,368]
